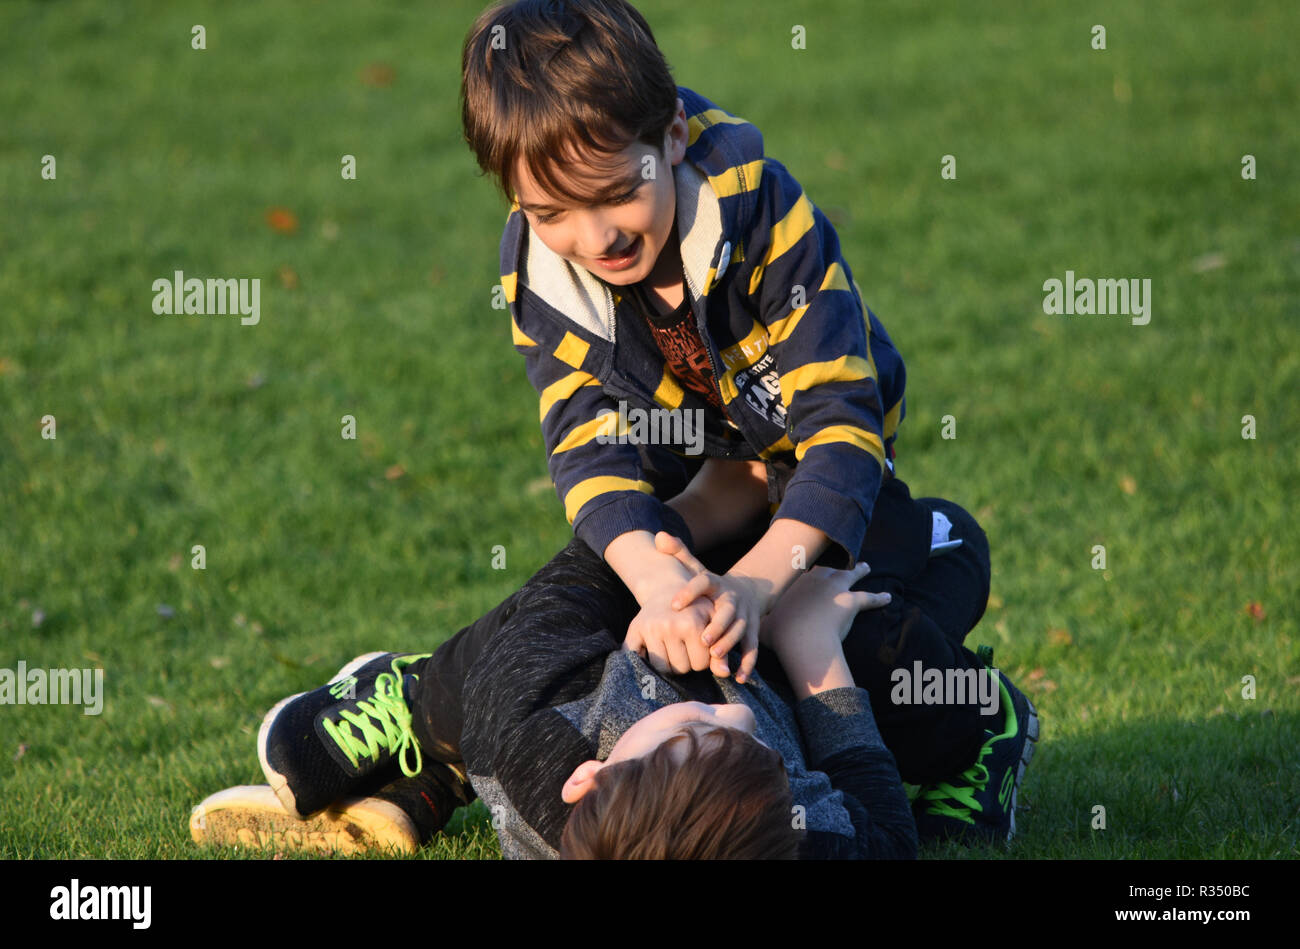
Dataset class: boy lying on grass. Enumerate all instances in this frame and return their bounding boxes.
[193,531,915,859]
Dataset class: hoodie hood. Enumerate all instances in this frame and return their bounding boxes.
[501,86,767,343]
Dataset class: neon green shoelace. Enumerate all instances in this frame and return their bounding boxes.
[919,742,993,823]
[920,676,1017,823]
[322,669,422,777]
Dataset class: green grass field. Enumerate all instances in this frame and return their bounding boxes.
[2,0,1297,860]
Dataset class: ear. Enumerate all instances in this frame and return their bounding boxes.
[562,759,605,804]
[667,98,688,164]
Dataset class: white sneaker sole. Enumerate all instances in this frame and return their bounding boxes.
[1006,698,1040,842]
[190,785,418,855]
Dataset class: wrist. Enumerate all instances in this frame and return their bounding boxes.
[629,555,693,606]
[605,530,692,605]
[781,648,854,700]
[725,567,780,615]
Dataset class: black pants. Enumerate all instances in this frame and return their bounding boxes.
[411,477,991,786]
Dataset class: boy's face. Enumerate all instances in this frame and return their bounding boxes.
[514,98,689,286]
[560,701,768,804]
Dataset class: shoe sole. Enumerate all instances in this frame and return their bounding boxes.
[190,785,418,855]
[257,651,389,819]
[1006,696,1040,842]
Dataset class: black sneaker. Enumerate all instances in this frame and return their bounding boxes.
[258,652,432,818]
[912,648,1040,845]
[191,762,471,855]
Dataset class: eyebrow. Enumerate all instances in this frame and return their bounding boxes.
[518,170,644,214]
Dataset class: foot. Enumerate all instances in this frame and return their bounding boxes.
[191,765,468,855]
[912,649,1040,845]
[257,652,432,818]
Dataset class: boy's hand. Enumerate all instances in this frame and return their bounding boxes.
[762,563,891,700]
[764,562,890,650]
[654,532,762,684]
[624,587,722,677]
[606,529,728,678]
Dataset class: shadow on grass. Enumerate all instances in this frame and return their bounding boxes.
[922,708,1300,859]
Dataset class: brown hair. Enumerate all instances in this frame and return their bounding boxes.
[460,0,679,206]
[559,725,802,860]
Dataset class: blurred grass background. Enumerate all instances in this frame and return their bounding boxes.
[1,0,1296,859]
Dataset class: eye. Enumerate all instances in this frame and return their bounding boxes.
[607,185,642,206]
[533,210,561,225]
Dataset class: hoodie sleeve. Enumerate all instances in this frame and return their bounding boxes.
[795,687,918,859]
[459,540,637,849]
[502,243,695,558]
[740,158,906,567]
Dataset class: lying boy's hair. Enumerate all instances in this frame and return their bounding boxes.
[460,0,678,205]
[560,725,801,860]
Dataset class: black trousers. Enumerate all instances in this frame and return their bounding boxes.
[411,477,992,786]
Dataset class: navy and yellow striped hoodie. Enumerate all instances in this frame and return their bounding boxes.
[501,86,906,566]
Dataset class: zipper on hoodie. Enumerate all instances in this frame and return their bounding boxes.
[682,239,742,459]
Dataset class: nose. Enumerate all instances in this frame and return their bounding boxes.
[710,703,756,734]
[576,210,622,258]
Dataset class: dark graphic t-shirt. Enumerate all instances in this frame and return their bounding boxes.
[624,279,728,417]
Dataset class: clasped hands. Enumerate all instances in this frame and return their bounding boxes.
[623,532,890,685]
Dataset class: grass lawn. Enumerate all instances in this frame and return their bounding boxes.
[1,0,1297,860]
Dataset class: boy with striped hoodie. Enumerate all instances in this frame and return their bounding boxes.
[456,0,1037,843]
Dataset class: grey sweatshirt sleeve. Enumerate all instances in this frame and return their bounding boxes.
[795,687,918,859]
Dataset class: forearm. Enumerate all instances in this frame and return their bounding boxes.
[777,644,855,700]
[665,459,770,552]
[727,517,831,613]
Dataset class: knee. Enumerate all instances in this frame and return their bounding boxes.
[918,498,987,553]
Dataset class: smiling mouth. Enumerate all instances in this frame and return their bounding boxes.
[598,236,639,260]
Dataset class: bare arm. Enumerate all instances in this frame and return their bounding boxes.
[664,458,771,553]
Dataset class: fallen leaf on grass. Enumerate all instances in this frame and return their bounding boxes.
[1244,601,1266,621]
[360,62,396,87]
[1120,475,1137,495]
[146,696,173,712]
[14,743,30,761]
[385,464,406,480]
[265,207,299,234]
[277,266,299,289]
[1024,667,1057,692]
[1047,627,1072,646]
